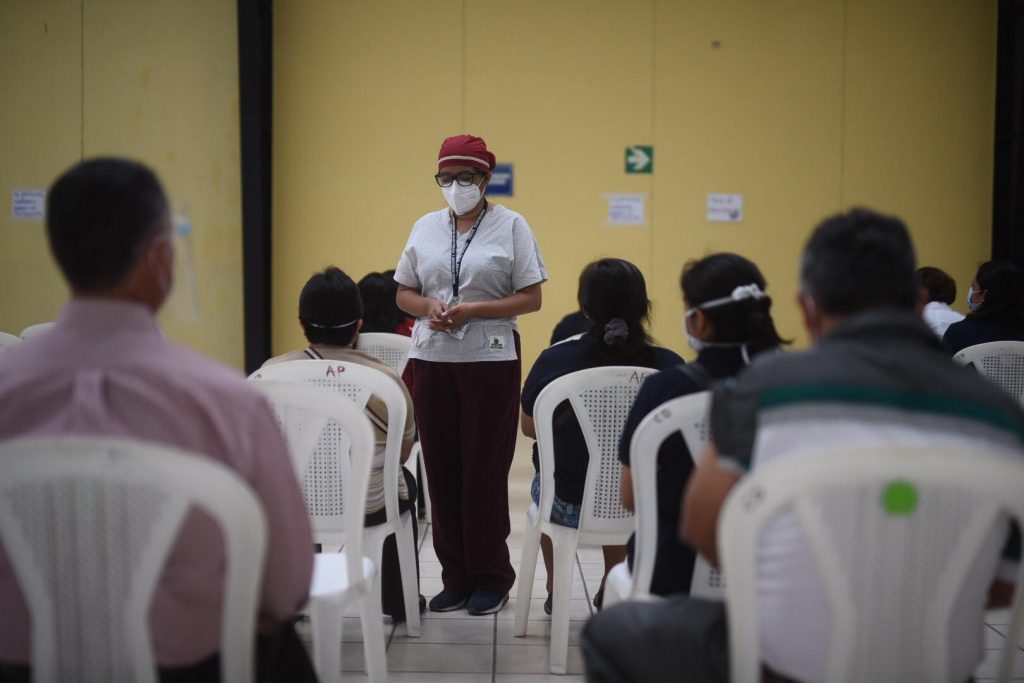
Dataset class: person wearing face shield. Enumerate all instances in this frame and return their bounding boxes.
[394,135,548,616]
[0,158,316,681]
[616,253,788,598]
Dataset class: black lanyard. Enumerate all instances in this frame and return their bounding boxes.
[450,201,487,298]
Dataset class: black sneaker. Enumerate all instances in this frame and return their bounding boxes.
[593,588,604,611]
[429,589,469,612]
[467,590,509,615]
[385,594,427,623]
[544,593,553,616]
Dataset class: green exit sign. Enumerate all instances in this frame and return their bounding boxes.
[625,146,653,173]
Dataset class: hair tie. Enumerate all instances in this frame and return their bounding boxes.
[603,318,629,345]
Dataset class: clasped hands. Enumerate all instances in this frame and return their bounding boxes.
[427,299,476,333]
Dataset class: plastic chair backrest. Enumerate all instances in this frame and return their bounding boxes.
[628,391,722,599]
[533,365,653,535]
[718,446,1024,683]
[954,341,1024,406]
[250,359,407,531]
[0,331,22,352]
[355,333,412,376]
[19,322,55,340]
[0,436,267,683]
[251,379,376,553]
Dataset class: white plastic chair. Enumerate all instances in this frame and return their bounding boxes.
[718,446,1024,683]
[253,381,381,683]
[954,341,1024,406]
[251,359,420,638]
[513,365,653,674]
[19,322,55,340]
[0,331,22,352]
[0,436,267,683]
[354,333,431,521]
[355,333,412,376]
[604,390,722,609]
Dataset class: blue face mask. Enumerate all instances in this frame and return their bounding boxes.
[966,286,980,312]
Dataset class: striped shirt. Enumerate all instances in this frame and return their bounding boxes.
[711,310,1024,683]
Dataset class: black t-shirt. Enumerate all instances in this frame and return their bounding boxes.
[521,334,683,505]
[549,310,591,345]
[617,346,749,596]
[943,316,1024,354]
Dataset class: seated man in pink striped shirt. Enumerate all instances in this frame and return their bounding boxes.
[0,158,316,682]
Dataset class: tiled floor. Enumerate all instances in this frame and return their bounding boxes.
[303,438,597,682]
[303,437,1024,682]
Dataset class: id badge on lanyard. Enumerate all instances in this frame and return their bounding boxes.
[447,202,487,338]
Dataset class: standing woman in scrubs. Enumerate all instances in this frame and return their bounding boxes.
[395,135,548,615]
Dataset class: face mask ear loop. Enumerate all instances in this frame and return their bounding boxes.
[741,343,751,365]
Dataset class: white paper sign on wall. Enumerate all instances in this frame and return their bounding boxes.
[11,189,46,220]
[706,193,743,223]
[606,193,646,226]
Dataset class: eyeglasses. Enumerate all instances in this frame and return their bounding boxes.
[435,171,482,188]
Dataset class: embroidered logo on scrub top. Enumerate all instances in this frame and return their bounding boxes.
[488,335,504,350]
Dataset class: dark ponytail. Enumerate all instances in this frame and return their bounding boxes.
[577,258,659,367]
[680,253,788,356]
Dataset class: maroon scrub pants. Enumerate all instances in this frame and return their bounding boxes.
[408,334,521,595]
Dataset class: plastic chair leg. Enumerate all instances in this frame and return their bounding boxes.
[396,512,421,636]
[603,561,630,609]
[360,588,389,683]
[513,517,542,636]
[419,456,432,522]
[309,594,343,683]
[549,534,579,675]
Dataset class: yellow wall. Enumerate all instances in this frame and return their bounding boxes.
[274,0,996,373]
[0,0,244,368]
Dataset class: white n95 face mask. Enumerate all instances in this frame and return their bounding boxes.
[442,182,482,216]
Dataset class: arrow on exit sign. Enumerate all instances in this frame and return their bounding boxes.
[625,146,653,173]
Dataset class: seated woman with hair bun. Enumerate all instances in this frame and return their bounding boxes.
[617,252,787,597]
[520,258,682,613]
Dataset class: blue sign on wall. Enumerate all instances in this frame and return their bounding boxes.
[488,163,514,196]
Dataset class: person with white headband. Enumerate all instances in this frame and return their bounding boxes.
[395,135,548,615]
[261,266,422,621]
[617,253,787,598]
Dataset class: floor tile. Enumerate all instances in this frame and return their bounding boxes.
[578,563,607,580]
[987,608,1013,625]
[495,643,586,675]
[501,596,593,621]
[495,618,585,646]
[339,640,367,672]
[390,617,496,645]
[342,674,491,683]
[986,624,1007,649]
[989,623,1024,649]
[386,642,493,673]
[495,676,585,683]
[973,648,1024,678]
[509,579,589,600]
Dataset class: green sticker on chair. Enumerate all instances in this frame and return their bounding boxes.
[882,480,918,516]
